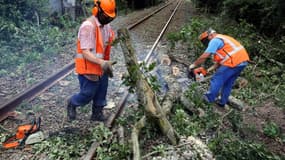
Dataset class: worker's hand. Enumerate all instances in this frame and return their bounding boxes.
[188,64,196,70]
[101,61,117,78]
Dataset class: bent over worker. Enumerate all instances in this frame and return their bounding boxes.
[66,0,117,121]
[189,28,249,107]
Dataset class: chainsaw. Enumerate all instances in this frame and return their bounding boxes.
[188,67,207,82]
[2,117,44,149]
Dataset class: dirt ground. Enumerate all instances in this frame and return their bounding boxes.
[0,1,191,159]
[242,100,285,155]
[0,0,284,159]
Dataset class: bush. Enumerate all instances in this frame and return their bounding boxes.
[222,0,285,37]
[192,0,285,37]
[263,121,280,138]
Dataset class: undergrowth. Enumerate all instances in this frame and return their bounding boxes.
[176,84,283,159]
[0,15,78,83]
[1,2,284,159]
[167,15,285,108]
[166,15,285,159]
[32,123,131,160]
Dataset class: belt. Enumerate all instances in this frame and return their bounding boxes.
[84,74,101,81]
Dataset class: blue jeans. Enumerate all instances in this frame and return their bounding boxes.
[204,64,246,105]
[70,74,108,107]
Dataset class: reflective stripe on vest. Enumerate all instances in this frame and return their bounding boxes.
[75,50,104,59]
[214,34,249,67]
[75,18,114,75]
[215,52,224,59]
[216,36,244,64]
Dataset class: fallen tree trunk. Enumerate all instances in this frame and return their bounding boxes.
[132,116,146,160]
[161,74,183,114]
[118,28,180,158]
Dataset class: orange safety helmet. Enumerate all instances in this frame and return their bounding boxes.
[198,28,216,41]
[92,0,116,18]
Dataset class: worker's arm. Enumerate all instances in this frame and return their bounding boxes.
[82,49,104,65]
[193,52,211,66]
[192,52,211,68]
[189,52,211,70]
[82,49,116,77]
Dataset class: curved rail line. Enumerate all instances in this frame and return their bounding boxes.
[0,1,174,122]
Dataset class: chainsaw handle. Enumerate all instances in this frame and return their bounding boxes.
[2,117,42,149]
[2,136,20,149]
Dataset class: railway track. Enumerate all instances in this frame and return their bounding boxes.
[0,1,174,122]
[1,0,189,159]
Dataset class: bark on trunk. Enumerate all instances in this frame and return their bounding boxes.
[118,28,180,158]
[132,116,146,160]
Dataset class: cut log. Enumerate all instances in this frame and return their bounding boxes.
[161,74,183,114]
[227,96,245,110]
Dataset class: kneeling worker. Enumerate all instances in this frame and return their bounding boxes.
[189,28,249,107]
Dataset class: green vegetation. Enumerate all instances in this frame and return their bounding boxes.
[263,121,281,138]
[32,123,131,160]
[0,1,78,81]
[209,132,281,160]
[192,0,285,38]
[167,15,285,107]
[122,61,161,93]
[177,85,283,159]
[165,1,285,159]
[1,0,284,159]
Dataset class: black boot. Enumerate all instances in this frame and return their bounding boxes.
[90,106,106,122]
[66,98,76,121]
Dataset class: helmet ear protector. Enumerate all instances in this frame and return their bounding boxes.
[92,0,100,16]
[92,6,98,15]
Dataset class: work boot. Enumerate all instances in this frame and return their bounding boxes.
[90,106,106,122]
[216,101,225,108]
[66,98,76,121]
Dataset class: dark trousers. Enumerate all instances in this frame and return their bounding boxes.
[205,64,246,105]
[70,74,108,108]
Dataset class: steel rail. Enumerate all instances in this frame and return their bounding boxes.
[144,0,183,64]
[0,62,74,122]
[106,0,183,128]
[0,1,174,122]
[84,1,182,159]
[86,1,183,159]
[127,1,173,30]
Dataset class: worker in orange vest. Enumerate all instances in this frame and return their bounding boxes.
[189,28,249,107]
[66,0,117,121]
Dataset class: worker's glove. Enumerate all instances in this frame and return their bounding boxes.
[188,64,196,71]
[100,61,117,78]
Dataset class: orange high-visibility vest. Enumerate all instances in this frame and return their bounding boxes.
[213,34,249,67]
[75,21,114,75]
